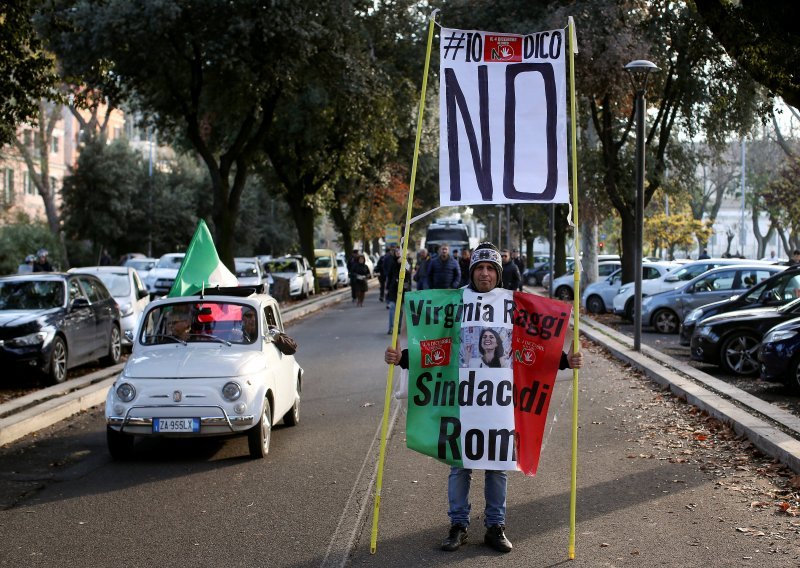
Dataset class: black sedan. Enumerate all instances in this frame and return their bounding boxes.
[679,265,800,345]
[690,297,800,376]
[758,316,800,393]
[0,273,122,384]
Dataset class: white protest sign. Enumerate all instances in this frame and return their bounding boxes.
[439,28,569,206]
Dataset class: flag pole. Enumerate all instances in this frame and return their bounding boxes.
[567,16,581,560]
[370,8,439,554]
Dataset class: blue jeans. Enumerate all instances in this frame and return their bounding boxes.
[447,466,507,527]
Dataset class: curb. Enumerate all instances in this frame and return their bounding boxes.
[0,290,349,448]
[580,315,800,473]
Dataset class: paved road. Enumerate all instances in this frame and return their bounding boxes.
[1,289,799,567]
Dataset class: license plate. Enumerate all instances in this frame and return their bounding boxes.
[153,418,200,433]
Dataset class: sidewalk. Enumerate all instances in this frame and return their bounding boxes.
[349,341,800,567]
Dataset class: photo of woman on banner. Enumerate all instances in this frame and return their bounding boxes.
[462,326,511,368]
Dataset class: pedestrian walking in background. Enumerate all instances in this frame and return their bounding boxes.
[500,249,521,291]
[381,246,397,306]
[425,245,460,289]
[385,249,411,334]
[458,248,471,287]
[413,248,430,291]
[789,250,800,266]
[99,249,113,266]
[351,254,371,307]
[376,247,390,302]
[32,249,53,272]
[384,241,583,553]
[511,249,525,291]
[347,249,360,303]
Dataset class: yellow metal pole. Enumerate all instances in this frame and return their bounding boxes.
[370,9,439,554]
[567,16,581,561]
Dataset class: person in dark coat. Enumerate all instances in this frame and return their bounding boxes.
[32,248,53,272]
[351,254,371,307]
[458,248,471,287]
[413,248,430,290]
[500,249,521,291]
[385,249,411,333]
[425,245,461,289]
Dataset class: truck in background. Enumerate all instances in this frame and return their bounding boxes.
[424,219,470,256]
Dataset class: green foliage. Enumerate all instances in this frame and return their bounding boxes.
[0,0,61,146]
[0,211,62,275]
[692,0,800,109]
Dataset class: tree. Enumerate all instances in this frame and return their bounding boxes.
[0,210,61,274]
[40,1,326,269]
[0,0,61,145]
[763,155,800,253]
[692,0,800,109]
[549,0,763,284]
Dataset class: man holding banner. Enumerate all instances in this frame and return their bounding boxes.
[385,242,582,553]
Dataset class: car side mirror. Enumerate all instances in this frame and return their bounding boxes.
[124,330,134,342]
[71,297,90,309]
[664,275,678,282]
[138,288,150,300]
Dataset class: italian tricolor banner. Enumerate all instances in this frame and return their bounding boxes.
[168,220,238,297]
[404,287,570,476]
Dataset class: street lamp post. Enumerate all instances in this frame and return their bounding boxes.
[625,60,659,352]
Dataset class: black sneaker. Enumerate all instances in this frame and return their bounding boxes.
[484,525,512,553]
[441,524,468,551]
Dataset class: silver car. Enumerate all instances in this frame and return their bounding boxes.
[582,261,677,314]
[640,264,785,333]
[69,266,151,346]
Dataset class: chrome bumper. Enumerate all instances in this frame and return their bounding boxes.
[107,404,255,432]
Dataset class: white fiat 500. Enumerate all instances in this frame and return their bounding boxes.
[105,288,302,460]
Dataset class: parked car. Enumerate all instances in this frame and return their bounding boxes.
[69,266,151,346]
[613,258,759,320]
[581,261,677,314]
[549,260,621,301]
[123,257,157,281]
[758,316,800,393]
[105,289,302,460]
[690,297,800,376]
[680,265,800,345]
[234,257,271,289]
[640,264,785,334]
[0,273,122,384]
[336,257,350,287]
[314,248,338,290]
[144,253,185,297]
[265,256,315,298]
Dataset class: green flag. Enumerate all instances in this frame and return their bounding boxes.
[168,220,238,297]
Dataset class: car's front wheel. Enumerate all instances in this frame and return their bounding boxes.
[106,426,134,460]
[101,325,122,366]
[788,356,800,395]
[652,309,679,334]
[283,375,301,427]
[248,401,272,459]
[45,336,68,385]
[586,295,605,314]
[720,333,761,376]
[555,285,573,302]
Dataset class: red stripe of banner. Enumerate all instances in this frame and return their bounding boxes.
[512,292,572,476]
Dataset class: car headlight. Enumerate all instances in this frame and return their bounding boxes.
[222,381,242,401]
[116,382,136,402]
[763,329,798,344]
[5,331,48,347]
[696,326,713,338]
[118,302,133,317]
[684,308,703,325]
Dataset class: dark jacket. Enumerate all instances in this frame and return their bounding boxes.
[501,261,521,291]
[351,263,370,292]
[425,254,461,289]
[386,258,411,301]
[413,256,430,290]
[458,256,471,287]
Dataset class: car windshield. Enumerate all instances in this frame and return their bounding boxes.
[0,280,65,310]
[235,262,258,278]
[95,272,131,297]
[157,256,183,269]
[267,260,299,273]
[316,257,332,268]
[127,259,154,271]
[140,301,259,345]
